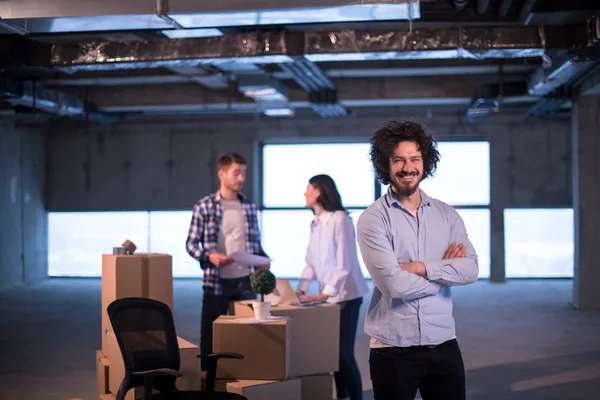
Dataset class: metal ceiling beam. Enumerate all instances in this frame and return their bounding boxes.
[81,76,530,109]
[99,95,542,115]
[528,55,597,96]
[4,25,587,72]
[576,62,600,95]
[526,94,571,118]
[520,0,600,26]
[39,65,536,87]
[0,79,118,123]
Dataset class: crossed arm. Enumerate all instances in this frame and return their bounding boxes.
[401,207,479,287]
[356,207,479,300]
[357,212,442,300]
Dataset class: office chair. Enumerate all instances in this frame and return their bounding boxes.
[107,297,246,400]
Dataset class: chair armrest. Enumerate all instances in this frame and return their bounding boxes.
[197,352,244,360]
[132,368,183,378]
[197,352,244,392]
[132,369,183,400]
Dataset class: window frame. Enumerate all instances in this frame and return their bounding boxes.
[503,207,574,279]
[259,138,492,279]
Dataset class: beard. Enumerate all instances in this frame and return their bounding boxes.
[390,171,420,197]
[225,182,243,193]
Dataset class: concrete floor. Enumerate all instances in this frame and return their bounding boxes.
[0,279,599,400]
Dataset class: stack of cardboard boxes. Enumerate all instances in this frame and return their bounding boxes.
[96,253,204,400]
[214,301,341,400]
[95,254,340,400]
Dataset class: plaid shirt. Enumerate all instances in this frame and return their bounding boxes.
[186,191,266,295]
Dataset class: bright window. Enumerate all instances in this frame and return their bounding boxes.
[381,141,490,206]
[149,211,202,278]
[48,211,149,277]
[260,210,314,278]
[504,209,574,278]
[260,209,369,279]
[456,209,491,278]
[263,143,374,208]
[49,210,206,278]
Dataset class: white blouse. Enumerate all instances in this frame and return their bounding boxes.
[298,210,369,303]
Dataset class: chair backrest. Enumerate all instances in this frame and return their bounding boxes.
[107,297,180,378]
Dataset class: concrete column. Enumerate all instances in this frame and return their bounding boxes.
[488,128,512,282]
[0,119,47,291]
[572,95,600,310]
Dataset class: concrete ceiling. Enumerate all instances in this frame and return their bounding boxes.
[0,0,598,122]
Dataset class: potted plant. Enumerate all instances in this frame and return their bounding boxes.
[250,270,276,320]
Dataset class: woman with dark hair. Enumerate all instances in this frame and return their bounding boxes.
[296,174,368,400]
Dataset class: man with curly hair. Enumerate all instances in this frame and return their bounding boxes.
[357,121,479,400]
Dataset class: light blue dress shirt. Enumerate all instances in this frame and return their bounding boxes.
[357,188,479,347]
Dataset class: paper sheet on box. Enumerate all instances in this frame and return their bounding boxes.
[229,251,271,266]
[229,316,287,324]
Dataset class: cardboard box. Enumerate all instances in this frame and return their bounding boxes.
[177,336,205,391]
[300,373,334,400]
[96,350,110,395]
[216,379,301,400]
[213,315,291,380]
[101,253,173,352]
[232,302,340,377]
[106,333,203,398]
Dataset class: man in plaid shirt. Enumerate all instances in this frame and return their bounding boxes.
[186,152,270,367]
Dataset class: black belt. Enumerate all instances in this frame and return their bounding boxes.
[375,339,455,353]
[410,338,455,350]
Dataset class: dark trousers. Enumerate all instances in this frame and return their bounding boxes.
[335,296,364,400]
[369,339,465,400]
[200,276,256,370]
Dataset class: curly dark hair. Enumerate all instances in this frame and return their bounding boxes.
[369,121,440,185]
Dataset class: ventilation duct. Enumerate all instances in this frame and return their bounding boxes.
[452,1,468,12]
[520,0,599,25]
[0,78,117,123]
[237,75,288,102]
[499,0,515,18]
[526,94,570,117]
[166,65,230,89]
[528,56,597,96]
[18,25,583,73]
[467,81,528,121]
[278,57,335,92]
[309,89,350,118]
[0,1,420,35]
[277,57,348,117]
[236,75,292,117]
[568,13,600,61]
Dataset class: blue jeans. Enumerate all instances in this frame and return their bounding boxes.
[335,296,364,400]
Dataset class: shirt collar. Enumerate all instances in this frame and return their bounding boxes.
[313,210,334,224]
[214,190,248,204]
[385,186,431,210]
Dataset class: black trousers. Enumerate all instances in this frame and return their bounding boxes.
[369,339,465,400]
[335,297,364,400]
[200,276,256,370]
